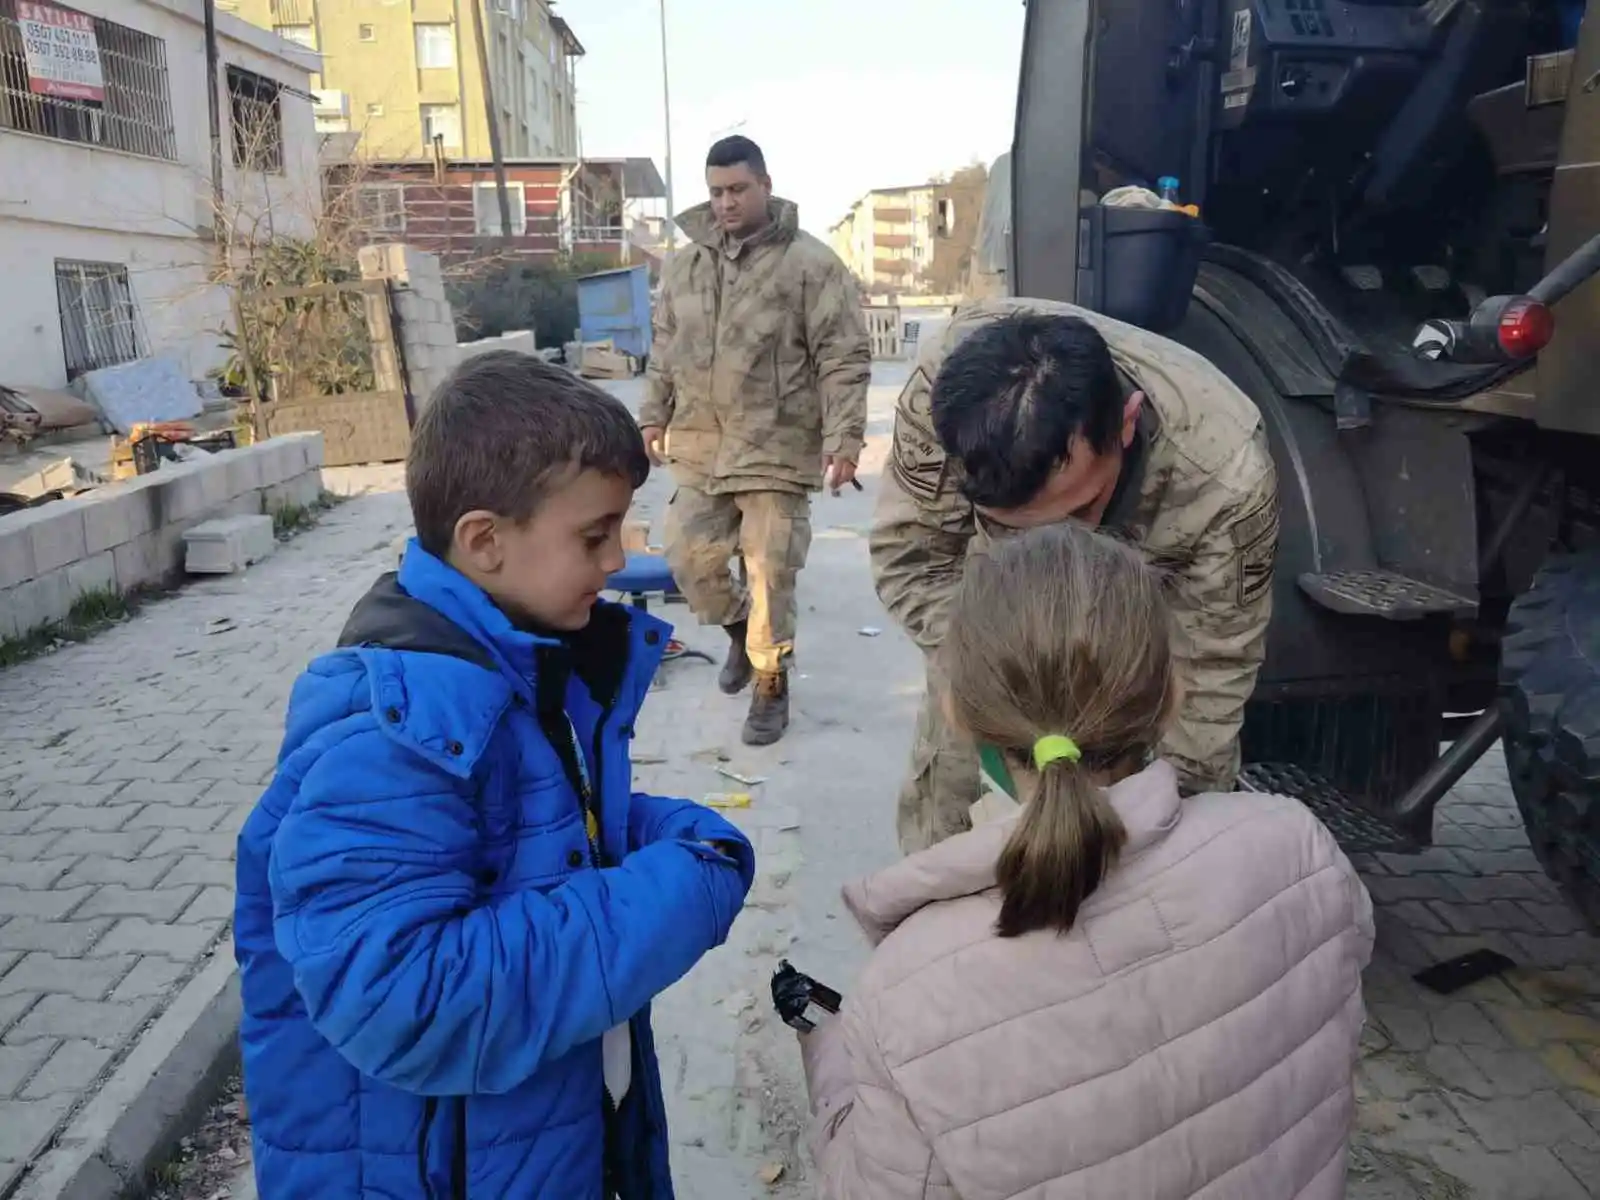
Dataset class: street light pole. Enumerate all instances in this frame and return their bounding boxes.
[658,0,676,249]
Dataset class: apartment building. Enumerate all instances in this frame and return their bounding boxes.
[0,0,320,388]
[228,0,580,161]
[829,184,938,294]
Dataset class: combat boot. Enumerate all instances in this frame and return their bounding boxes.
[718,621,754,695]
[742,669,789,746]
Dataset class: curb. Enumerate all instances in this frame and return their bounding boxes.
[15,946,242,1200]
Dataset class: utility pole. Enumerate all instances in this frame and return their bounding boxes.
[469,0,515,243]
[658,0,676,249]
[203,0,223,219]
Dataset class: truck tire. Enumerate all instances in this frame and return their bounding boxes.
[1499,551,1600,930]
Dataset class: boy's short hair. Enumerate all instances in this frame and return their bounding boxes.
[406,350,650,557]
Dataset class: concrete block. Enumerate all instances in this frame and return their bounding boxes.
[292,471,325,506]
[0,516,38,590]
[5,568,72,635]
[13,502,90,576]
[0,583,22,639]
[182,515,276,574]
[111,532,160,592]
[221,448,263,497]
[266,472,323,512]
[299,432,325,470]
[78,489,143,555]
[65,550,117,599]
[150,462,210,525]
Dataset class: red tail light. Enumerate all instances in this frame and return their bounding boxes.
[1496,297,1555,358]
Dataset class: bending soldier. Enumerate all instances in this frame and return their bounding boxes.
[870,301,1280,853]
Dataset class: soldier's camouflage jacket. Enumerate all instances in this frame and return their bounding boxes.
[641,198,871,495]
[870,297,1280,793]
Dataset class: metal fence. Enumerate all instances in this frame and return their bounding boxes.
[55,259,145,380]
[0,0,178,160]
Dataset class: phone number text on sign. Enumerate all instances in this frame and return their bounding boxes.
[17,1,105,103]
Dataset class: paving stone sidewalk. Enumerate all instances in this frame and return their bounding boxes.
[1343,746,1600,1199]
[0,466,413,1197]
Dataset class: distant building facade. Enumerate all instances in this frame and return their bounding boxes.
[336,155,666,269]
[829,184,938,294]
[230,0,580,161]
[0,0,320,388]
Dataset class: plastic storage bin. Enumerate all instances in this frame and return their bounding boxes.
[1075,204,1210,334]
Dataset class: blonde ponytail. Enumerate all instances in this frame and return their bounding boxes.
[995,758,1128,937]
[941,522,1175,940]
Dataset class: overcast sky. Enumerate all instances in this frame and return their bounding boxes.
[556,0,1025,234]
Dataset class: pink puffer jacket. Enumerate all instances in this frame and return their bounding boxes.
[801,761,1375,1199]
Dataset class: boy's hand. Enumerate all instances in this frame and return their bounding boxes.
[641,425,668,466]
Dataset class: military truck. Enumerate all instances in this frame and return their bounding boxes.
[967,0,1600,927]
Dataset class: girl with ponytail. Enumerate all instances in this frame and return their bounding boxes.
[801,522,1375,1199]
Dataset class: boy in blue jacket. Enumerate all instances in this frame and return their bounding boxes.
[235,351,756,1199]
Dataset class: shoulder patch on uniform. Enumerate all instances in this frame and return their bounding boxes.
[1231,490,1280,607]
[889,368,953,505]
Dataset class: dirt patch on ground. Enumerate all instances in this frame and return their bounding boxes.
[147,1074,252,1200]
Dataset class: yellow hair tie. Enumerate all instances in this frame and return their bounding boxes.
[1033,735,1082,769]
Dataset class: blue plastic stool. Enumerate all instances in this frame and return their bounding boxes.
[606,553,681,612]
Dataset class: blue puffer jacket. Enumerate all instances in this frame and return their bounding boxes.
[235,543,755,1199]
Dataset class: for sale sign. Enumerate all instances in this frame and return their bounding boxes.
[16,2,105,103]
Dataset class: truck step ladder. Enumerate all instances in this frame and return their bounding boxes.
[1239,761,1422,854]
[1298,569,1477,620]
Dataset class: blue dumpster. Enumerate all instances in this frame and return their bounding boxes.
[576,265,653,360]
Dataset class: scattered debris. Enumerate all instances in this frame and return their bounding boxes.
[147,1073,252,1200]
[206,618,237,636]
[633,754,668,765]
[715,765,767,786]
[758,1161,787,1187]
[857,625,882,637]
[576,339,634,380]
[705,792,753,809]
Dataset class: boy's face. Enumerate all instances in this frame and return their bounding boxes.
[450,468,634,631]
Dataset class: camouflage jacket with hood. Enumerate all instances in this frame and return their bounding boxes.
[641,198,871,494]
[870,297,1280,793]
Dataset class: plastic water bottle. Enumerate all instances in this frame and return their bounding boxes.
[1157,176,1182,204]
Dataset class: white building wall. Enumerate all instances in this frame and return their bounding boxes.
[0,0,320,389]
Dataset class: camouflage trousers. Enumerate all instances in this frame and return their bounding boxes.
[896,655,985,855]
[663,486,813,675]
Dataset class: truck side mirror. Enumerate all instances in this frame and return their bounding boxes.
[936,198,956,238]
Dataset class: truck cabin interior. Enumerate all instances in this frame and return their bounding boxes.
[1089,0,1588,344]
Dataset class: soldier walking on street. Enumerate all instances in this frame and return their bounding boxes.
[641,136,871,746]
[871,302,1280,853]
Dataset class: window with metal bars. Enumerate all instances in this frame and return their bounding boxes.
[0,0,177,160]
[54,259,144,381]
[228,64,282,173]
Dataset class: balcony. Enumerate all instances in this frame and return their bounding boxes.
[875,232,911,250]
[874,206,913,224]
[874,258,913,276]
[270,0,315,23]
[312,89,348,120]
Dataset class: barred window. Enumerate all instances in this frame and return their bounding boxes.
[356,184,405,234]
[55,259,144,381]
[228,64,282,173]
[0,0,177,160]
